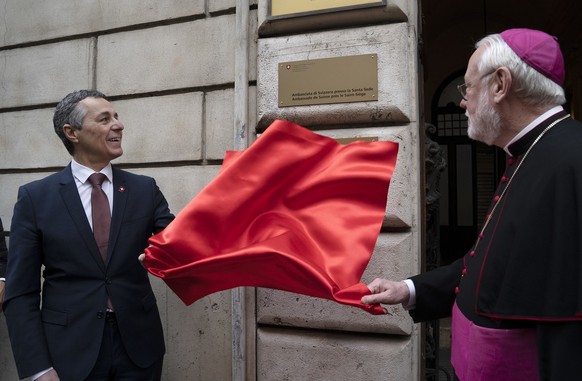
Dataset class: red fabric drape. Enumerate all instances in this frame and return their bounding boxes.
[144,120,399,314]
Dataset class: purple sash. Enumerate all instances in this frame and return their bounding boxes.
[451,302,538,380]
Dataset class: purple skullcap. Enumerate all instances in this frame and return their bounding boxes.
[500,28,565,86]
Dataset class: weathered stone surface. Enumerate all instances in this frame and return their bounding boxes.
[0,40,95,108]
[257,326,416,380]
[162,286,233,381]
[113,93,204,163]
[206,86,258,160]
[210,0,235,13]
[206,89,236,159]
[0,108,70,169]
[97,14,248,95]
[0,0,205,48]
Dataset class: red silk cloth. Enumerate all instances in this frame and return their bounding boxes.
[143,120,399,314]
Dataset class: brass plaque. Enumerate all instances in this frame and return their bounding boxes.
[270,0,386,18]
[278,54,378,107]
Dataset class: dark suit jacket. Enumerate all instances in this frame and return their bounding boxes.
[0,218,7,278]
[3,165,174,381]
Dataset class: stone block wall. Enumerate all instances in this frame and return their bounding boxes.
[0,1,255,380]
[253,0,422,380]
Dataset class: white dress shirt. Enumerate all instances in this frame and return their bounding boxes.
[71,159,114,225]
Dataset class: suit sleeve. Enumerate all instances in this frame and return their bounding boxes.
[151,179,174,233]
[3,186,53,379]
[0,218,7,278]
[407,258,464,322]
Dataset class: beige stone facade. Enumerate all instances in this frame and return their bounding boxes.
[0,1,422,379]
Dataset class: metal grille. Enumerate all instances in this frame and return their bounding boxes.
[436,103,468,137]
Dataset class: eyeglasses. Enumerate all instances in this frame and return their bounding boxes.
[457,70,497,101]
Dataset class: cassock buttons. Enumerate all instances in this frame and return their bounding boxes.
[462,267,467,276]
[508,158,515,165]
[470,250,476,257]
[455,287,460,294]
[479,233,484,239]
[493,195,500,202]
[501,176,508,183]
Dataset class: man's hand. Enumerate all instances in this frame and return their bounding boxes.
[361,278,410,306]
[138,245,154,268]
[138,254,146,268]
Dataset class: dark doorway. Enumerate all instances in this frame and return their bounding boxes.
[430,72,505,265]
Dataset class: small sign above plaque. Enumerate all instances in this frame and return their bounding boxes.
[261,0,401,37]
[278,54,378,107]
[269,0,386,19]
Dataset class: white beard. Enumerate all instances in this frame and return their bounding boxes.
[467,88,502,146]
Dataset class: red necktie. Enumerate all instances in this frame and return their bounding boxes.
[88,173,111,263]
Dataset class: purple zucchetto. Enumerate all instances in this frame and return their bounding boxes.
[500,28,565,86]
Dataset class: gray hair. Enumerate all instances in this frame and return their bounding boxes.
[53,90,108,155]
[476,34,565,107]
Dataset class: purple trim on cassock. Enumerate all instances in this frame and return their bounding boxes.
[451,302,539,381]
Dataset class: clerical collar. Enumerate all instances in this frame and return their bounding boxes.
[504,105,565,156]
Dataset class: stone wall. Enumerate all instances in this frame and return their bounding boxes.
[0,0,421,379]
[0,1,254,380]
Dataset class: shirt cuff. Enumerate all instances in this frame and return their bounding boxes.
[402,279,416,310]
[31,367,53,380]
[0,277,5,282]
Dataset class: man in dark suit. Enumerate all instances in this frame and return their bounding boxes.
[0,218,7,312]
[3,90,174,381]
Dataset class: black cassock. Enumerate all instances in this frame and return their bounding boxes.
[410,110,582,379]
